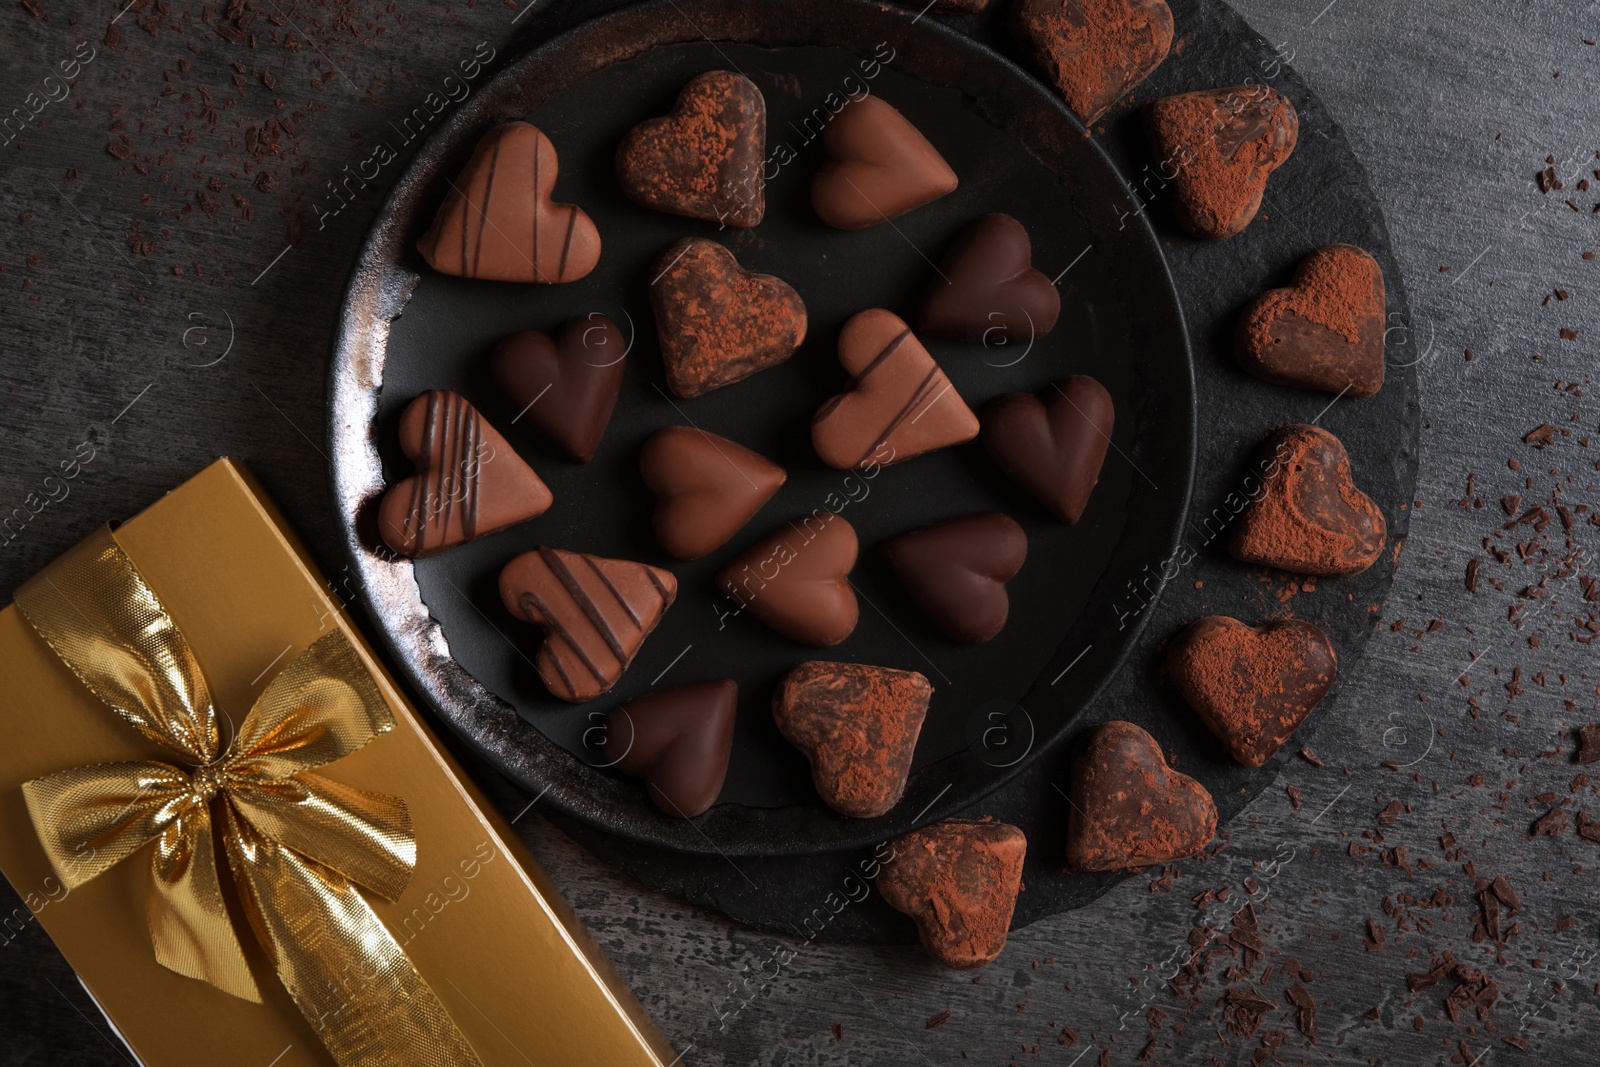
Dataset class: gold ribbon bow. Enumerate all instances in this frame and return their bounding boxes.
[15,527,482,1067]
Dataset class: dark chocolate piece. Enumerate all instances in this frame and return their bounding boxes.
[811,95,957,231]
[378,390,552,557]
[649,237,807,399]
[416,121,600,283]
[603,679,737,818]
[490,313,627,462]
[640,426,786,560]
[1236,244,1386,397]
[981,375,1113,523]
[1165,616,1338,768]
[499,547,677,703]
[1015,0,1174,125]
[616,71,767,228]
[1230,424,1386,577]
[918,214,1061,344]
[877,818,1026,969]
[773,660,932,818]
[716,515,859,647]
[881,513,1027,643]
[1066,720,1217,871]
[811,309,978,470]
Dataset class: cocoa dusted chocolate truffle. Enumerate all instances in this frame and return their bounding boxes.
[378,390,553,558]
[603,679,738,818]
[877,818,1027,969]
[1066,720,1217,871]
[1015,0,1174,126]
[1165,616,1337,768]
[490,313,627,463]
[981,375,1113,523]
[811,95,957,231]
[880,513,1027,644]
[1236,244,1386,398]
[640,426,786,560]
[773,660,933,818]
[918,213,1061,345]
[717,515,859,647]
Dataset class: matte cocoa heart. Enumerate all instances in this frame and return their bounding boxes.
[981,375,1113,523]
[717,515,858,647]
[490,313,627,462]
[812,309,978,470]
[1066,720,1217,871]
[416,121,600,283]
[881,513,1027,643]
[641,426,786,560]
[1236,244,1386,397]
[918,214,1061,344]
[773,660,932,818]
[378,390,552,558]
[877,818,1027,970]
[499,547,677,703]
[811,95,957,230]
[1015,0,1174,125]
[1165,616,1337,768]
[1145,84,1299,239]
[603,679,738,817]
[617,70,767,228]
[1230,424,1386,577]
[650,237,807,398]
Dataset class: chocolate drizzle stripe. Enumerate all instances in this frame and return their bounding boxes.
[407,391,440,552]
[583,553,642,628]
[858,365,944,467]
[520,589,603,687]
[644,567,672,601]
[461,400,480,541]
[540,548,629,663]
[852,328,912,386]
[473,137,502,278]
[557,205,577,283]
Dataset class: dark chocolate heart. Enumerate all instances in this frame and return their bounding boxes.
[811,95,957,231]
[881,513,1027,643]
[491,313,627,463]
[1165,616,1338,768]
[716,515,858,646]
[1236,244,1386,397]
[640,426,786,559]
[1230,424,1386,577]
[980,375,1113,523]
[1015,0,1174,125]
[918,214,1061,345]
[1066,720,1217,871]
[603,680,738,818]
[877,818,1027,970]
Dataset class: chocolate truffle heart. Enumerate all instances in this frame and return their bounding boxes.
[1066,720,1217,871]
[1145,84,1299,240]
[603,679,738,818]
[490,313,627,463]
[1165,616,1337,768]
[918,214,1061,345]
[773,660,933,818]
[1236,244,1386,397]
[378,390,552,558]
[617,71,767,229]
[641,426,786,560]
[877,818,1026,970]
[981,375,1113,523]
[881,513,1027,643]
[499,547,677,703]
[650,237,807,398]
[1230,424,1386,577]
[717,515,858,646]
[811,95,958,231]
[416,121,601,283]
[1015,0,1174,126]
[812,309,979,470]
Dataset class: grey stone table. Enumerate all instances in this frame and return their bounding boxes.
[0,1,1593,1064]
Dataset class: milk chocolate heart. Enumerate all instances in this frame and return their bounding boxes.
[881,513,1027,644]
[650,237,807,398]
[1230,424,1386,577]
[773,660,933,818]
[641,426,786,559]
[416,121,601,283]
[1145,84,1299,240]
[877,818,1027,970]
[1066,720,1217,871]
[981,375,1113,523]
[617,71,767,229]
[1165,616,1337,768]
[918,214,1061,344]
[499,547,677,703]
[811,95,957,231]
[1015,0,1174,125]
[490,313,627,463]
[378,390,552,557]
[1236,244,1386,397]
[717,514,858,647]
[603,679,738,817]
[812,309,978,471]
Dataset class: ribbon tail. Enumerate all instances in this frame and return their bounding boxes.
[149,802,261,1002]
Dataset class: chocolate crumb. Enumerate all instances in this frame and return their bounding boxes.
[925,1010,951,1029]
[1531,808,1570,836]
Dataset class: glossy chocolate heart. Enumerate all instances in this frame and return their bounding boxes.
[490,313,627,463]
[881,513,1027,643]
[918,214,1061,345]
[877,818,1027,970]
[981,375,1113,523]
[1236,244,1386,397]
[717,514,858,647]
[811,95,957,230]
[641,426,786,560]
[603,679,738,817]
[1015,0,1174,125]
[1066,720,1217,871]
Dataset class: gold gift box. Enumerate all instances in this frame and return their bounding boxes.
[0,458,675,1067]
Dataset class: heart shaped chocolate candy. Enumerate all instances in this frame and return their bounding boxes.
[811,95,957,230]
[641,426,786,560]
[1066,720,1217,871]
[981,375,1113,523]
[881,513,1027,643]
[717,514,858,647]
[919,214,1061,345]
[491,313,627,463]
[1236,244,1386,397]
[877,818,1027,969]
[1015,0,1174,125]
[603,679,738,818]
